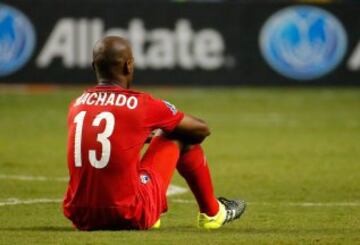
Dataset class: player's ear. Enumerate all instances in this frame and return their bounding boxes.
[124,59,134,75]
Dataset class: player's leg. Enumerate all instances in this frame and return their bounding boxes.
[140,132,182,229]
[142,134,219,213]
[142,132,246,229]
[177,144,246,229]
[141,132,182,192]
[177,144,219,216]
[142,132,218,211]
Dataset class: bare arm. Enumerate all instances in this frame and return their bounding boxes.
[166,114,211,144]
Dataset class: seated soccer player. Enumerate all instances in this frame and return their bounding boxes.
[63,36,246,230]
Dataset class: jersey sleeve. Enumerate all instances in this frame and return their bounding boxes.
[144,95,184,133]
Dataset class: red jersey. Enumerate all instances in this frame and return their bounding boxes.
[63,85,184,230]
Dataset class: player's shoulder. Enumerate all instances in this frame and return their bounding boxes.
[120,89,169,111]
[119,88,159,102]
[122,88,150,98]
[114,88,157,105]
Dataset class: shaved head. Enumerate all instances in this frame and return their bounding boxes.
[92,36,134,88]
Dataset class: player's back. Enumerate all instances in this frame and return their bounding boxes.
[63,85,184,230]
[64,86,150,209]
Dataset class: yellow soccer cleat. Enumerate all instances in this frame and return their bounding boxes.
[150,219,161,229]
[198,197,246,229]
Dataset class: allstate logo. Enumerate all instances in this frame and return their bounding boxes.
[0,4,36,77]
[259,6,347,80]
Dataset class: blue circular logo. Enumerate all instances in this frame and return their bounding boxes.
[259,6,347,80]
[0,4,36,77]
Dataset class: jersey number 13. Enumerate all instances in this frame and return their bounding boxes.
[73,111,115,169]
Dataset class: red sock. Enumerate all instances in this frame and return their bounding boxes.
[177,145,219,216]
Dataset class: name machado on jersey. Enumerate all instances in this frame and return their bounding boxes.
[74,92,138,109]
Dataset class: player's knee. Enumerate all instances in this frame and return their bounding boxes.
[182,144,199,153]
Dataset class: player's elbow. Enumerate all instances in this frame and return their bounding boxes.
[172,115,211,144]
[199,124,211,138]
[193,123,211,143]
[191,116,211,138]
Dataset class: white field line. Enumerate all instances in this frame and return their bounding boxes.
[1,198,360,208]
[166,185,188,196]
[0,198,62,207]
[0,174,68,182]
[1,175,360,208]
[0,174,187,196]
[170,199,360,207]
[0,174,187,207]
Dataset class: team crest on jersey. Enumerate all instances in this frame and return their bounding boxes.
[163,100,177,115]
[140,174,150,184]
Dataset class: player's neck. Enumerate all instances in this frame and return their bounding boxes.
[97,78,129,89]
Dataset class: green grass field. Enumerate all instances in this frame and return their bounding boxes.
[0,87,359,244]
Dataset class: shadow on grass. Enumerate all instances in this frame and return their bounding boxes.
[0,226,358,235]
[0,226,74,232]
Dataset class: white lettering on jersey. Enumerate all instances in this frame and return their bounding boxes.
[104,93,115,106]
[127,96,138,110]
[115,94,127,106]
[75,92,138,109]
[95,92,107,106]
[74,93,89,106]
[86,93,97,105]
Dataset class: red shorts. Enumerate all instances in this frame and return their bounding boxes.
[64,168,167,230]
[134,167,168,229]
[64,135,178,230]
